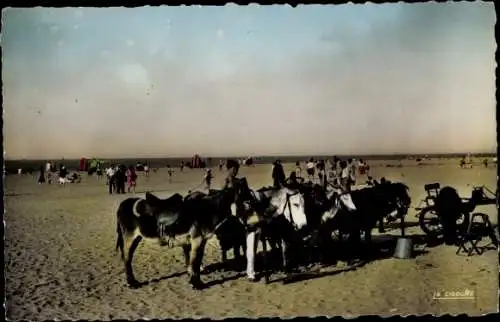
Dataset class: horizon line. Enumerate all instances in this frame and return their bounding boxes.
[4,151,497,162]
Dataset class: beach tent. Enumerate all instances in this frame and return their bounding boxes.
[192,154,201,168]
[79,157,88,171]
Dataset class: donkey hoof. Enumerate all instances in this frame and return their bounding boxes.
[127,279,141,289]
[248,277,258,283]
[189,277,205,290]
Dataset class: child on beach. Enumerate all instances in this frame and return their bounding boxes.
[167,164,174,183]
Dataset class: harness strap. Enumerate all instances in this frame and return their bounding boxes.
[280,192,298,228]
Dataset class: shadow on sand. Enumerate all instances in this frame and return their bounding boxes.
[130,228,497,289]
[263,233,432,285]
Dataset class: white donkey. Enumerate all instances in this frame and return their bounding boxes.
[242,186,309,282]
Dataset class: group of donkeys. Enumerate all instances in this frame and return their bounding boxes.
[115,176,412,290]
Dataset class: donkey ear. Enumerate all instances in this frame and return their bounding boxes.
[145,192,160,206]
[168,193,184,208]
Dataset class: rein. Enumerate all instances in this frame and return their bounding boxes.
[280,191,300,229]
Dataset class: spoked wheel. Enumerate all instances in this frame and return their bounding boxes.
[419,207,442,238]
[419,207,470,240]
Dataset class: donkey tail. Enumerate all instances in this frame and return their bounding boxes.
[115,220,124,256]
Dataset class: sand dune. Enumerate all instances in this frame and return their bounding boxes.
[4,161,498,320]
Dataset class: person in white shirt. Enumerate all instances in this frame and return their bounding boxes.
[338,160,357,211]
[106,166,116,194]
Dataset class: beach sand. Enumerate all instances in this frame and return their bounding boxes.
[4,158,498,320]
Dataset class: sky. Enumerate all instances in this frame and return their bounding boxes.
[2,2,496,159]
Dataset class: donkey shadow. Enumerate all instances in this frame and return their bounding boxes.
[268,233,431,285]
[131,256,248,289]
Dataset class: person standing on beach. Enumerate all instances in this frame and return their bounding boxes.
[106,165,116,194]
[96,162,104,181]
[115,164,126,194]
[167,164,173,183]
[126,165,137,193]
[38,165,46,184]
[179,161,185,172]
[306,158,316,182]
[347,158,356,186]
[204,168,214,191]
[45,161,52,184]
[223,159,240,189]
[272,159,286,188]
[295,161,303,180]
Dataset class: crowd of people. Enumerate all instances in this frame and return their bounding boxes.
[271,157,370,194]
[33,157,372,199]
[37,161,78,184]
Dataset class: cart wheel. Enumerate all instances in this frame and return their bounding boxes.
[419,207,442,238]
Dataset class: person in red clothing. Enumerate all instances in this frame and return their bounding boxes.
[126,165,138,193]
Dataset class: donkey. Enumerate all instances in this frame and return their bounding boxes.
[242,186,308,283]
[115,192,185,288]
[320,179,411,248]
[184,189,247,269]
[115,178,253,289]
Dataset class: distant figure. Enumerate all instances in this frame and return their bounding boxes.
[306,158,316,181]
[126,166,137,193]
[38,165,46,184]
[96,163,104,180]
[483,159,488,168]
[285,171,304,190]
[272,159,286,188]
[115,165,126,194]
[180,161,185,172]
[223,159,240,189]
[460,156,466,168]
[167,164,173,183]
[295,161,302,179]
[317,161,327,189]
[219,160,224,172]
[337,160,357,212]
[59,165,68,180]
[204,169,214,191]
[347,158,356,186]
[106,165,116,194]
[339,161,352,193]
[45,161,52,184]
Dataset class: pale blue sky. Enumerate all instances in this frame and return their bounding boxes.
[2,2,496,159]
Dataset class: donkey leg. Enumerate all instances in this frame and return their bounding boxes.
[187,236,205,289]
[245,231,258,282]
[182,243,191,269]
[261,233,270,284]
[123,234,143,288]
[378,219,386,233]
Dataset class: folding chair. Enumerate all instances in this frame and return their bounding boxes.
[456,213,496,256]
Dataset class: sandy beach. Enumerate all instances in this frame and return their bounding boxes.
[4,159,498,320]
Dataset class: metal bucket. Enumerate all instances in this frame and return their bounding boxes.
[393,237,413,259]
